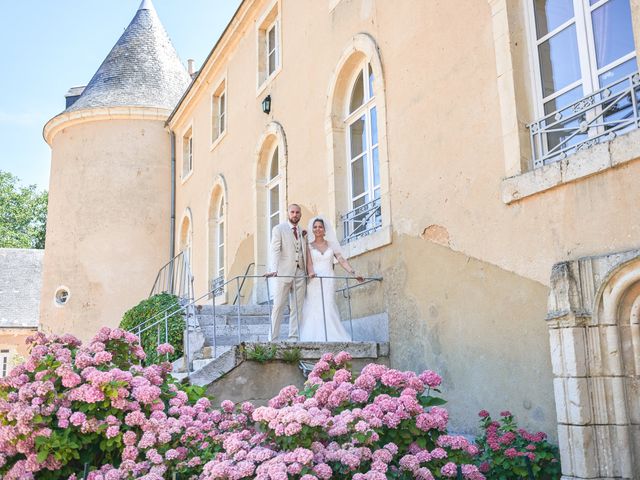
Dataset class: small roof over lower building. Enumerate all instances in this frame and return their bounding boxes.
[65,0,190,113]
[0,249,43,328]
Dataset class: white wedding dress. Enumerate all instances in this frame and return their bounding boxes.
[300,246,351,342]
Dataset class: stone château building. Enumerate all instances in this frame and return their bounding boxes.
[37,1,640,478]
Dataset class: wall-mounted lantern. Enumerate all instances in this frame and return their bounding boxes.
[261,95,271,114]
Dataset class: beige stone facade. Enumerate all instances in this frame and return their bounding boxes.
[40,115,172,341]
[40,1,640,477]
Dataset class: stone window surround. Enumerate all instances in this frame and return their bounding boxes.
[256,0,282,96]
[207,175,228,305]
[325,33,392,259]
[328,0,342,11]
[253,122,288,303]
[181,123,194,184]
[179,207,194,261]
[210,75,228,151]
[54,285,71,307]
[489,0,640,204]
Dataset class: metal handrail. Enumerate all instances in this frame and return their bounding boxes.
[129,273,383,375]
[528,71,640,167]
[149,250,195,300]
[233,262,256,305]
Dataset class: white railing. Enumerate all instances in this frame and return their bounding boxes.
[341,197,382,244]
[528,72,640,168]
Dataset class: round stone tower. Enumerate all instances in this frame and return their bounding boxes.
[40,0,190,340]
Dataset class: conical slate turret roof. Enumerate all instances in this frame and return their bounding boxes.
[66,0,190,113]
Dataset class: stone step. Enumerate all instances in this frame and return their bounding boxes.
[196,304,284,316]
[197,314,287,326]
[201,327,290,345]
[200,323,271,336]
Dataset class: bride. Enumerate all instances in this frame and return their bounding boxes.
[300,216,364,342]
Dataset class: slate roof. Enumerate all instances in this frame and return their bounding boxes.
[66,0,190,113]
[0,249,43,328]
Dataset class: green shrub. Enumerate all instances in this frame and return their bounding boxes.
[119,293,184,365]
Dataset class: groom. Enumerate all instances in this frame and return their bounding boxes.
[265,203,307,341]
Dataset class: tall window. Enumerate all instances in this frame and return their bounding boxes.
[211,82,226,144]
[216,197,225,283]
[0,350,9,378]
[182,128,193,177]
[257,3,280,87]
[266,21,279,76]
[344,62,381,240]
[530,0,637,164]
[266,146,281,238]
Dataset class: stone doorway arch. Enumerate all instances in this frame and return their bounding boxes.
[547,249,640,479]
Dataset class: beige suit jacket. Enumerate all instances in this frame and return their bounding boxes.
[270,222,307,277]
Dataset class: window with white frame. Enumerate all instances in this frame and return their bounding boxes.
[0,349,10,378]
[211,82,226,144]
[266,146,281,240]
[266,21,279,76]
[257,3,280,87]
[216,197,225,284]
[529,0,638,166]
[344,62,382,242]
[182,128,193,177]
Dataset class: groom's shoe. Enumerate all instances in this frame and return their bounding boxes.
[285,336,299,342]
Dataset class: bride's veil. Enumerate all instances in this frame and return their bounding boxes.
[307,215,344,258]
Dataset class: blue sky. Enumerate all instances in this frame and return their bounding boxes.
[0,0,242,191]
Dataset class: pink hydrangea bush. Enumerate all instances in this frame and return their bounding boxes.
[475,410,561,479]
[0,330,251,480]
[1,330,499,479]
[200,352,485,479]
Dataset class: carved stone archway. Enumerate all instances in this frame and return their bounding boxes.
[547,249,640,479]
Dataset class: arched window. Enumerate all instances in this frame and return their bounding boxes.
[178,210,194,295]
[326,34,390,254]
[207,177,227,301]
[267,146,281,246]
[255,122,287,302]
[215,197,225,280]
[345,62,381,239]
[179,212,193,257]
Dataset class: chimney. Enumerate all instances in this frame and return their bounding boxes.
[187,59,195,76]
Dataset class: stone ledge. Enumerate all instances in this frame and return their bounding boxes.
[187,341,389,387]
[342,224,392,259]
[501,128,640,204]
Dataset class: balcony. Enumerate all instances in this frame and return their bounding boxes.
[341,197,382,245]
[528,72,640,168]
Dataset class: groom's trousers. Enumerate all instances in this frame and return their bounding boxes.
[268,267,306,341]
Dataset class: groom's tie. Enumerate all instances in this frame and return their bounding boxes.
[292,226,298,240]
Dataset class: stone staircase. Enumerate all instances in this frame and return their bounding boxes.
[196,304,289,346]
[172,303,389,382]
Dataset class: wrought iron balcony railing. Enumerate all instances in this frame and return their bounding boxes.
[341,197,382,244]
[528,72,640,168]
[210,275,224,297]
